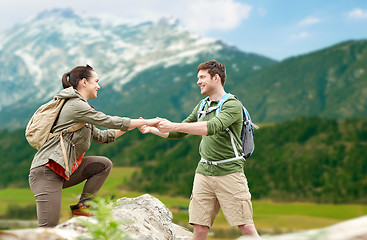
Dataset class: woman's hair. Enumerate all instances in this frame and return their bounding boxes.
[62,64,94,89]
[197,60,226,86]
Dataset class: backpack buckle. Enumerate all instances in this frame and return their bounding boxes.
[200,158,218,166]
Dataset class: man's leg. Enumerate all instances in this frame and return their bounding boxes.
[238,224,261,238]
[189,174,219,240]
[193,224,210,240]
[215,172,261,237]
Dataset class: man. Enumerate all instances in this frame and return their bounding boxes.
[140,60,260,239]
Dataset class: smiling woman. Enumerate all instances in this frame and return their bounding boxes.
[28,64,160,228]
[62,65,100,100]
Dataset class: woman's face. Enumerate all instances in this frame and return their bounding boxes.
[85,71,100,99]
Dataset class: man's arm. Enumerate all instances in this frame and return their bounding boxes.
[139,100,203,137]
[157,119,208,136]
[156,98,242,136]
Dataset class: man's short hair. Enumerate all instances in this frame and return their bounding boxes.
[197,60,226,86]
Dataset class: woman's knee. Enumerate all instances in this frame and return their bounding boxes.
[103,157,113,172]
[94,156,112,171]
[81,156,112,177]
[98,156,112,175]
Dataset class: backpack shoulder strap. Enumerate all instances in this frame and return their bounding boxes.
[215,93,233,115]
[198,93,235,121]
[197,96,209,121]
[198,97,209,112]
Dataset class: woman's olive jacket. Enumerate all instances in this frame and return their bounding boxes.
[30,87,131,177]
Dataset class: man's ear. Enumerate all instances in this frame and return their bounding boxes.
[214,74,221,83]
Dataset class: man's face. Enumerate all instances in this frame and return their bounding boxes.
[197,69,215,95]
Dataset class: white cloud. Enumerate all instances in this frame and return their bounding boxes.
[347,8,367,19]
[0,0,253,34]
[80,0,253,33]
[290,31,309,40]
[299,16,320,26]
[185,0,252,33]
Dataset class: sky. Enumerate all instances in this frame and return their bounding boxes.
[0,0,366,60]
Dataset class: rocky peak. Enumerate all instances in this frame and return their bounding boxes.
[34,8,80,21]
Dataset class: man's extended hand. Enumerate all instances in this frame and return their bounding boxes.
[156,118,176,133]
[138,117,169,138]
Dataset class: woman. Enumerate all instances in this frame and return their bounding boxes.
[29,64,159,227]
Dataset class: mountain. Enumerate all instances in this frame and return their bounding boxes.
[1,8,366,130]
[240,40,367,122]
[0,8,275,129]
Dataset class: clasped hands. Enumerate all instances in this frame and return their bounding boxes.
[139,117,176,134]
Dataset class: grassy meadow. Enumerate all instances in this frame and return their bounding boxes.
[0,167,366,238]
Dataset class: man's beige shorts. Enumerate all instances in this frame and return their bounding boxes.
[189,172,254,227]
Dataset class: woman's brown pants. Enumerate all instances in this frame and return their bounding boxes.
[29,156,112,227]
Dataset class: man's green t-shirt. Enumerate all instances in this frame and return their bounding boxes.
[168,95,245,176]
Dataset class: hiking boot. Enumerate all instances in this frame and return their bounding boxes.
[70,202,95,217]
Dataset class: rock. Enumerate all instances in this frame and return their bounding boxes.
[0,194,193,240]
[237,215,367,240]
[110,193,175,239]
[4,194,365,240]
[172,224,192,240]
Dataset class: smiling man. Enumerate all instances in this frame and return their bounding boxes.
[139,60,261,240]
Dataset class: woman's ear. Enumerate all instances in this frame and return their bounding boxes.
[81,78,88,87]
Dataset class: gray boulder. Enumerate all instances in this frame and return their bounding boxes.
[0,194,192,240]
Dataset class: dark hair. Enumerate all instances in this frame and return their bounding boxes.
[197,60,226,86]
[62,64,94,89]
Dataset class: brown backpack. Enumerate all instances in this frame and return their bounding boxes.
[26,97,85,175]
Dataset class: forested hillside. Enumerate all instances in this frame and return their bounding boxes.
[124,117,367,204]
[237,40,367,122]
[1,117,366,204]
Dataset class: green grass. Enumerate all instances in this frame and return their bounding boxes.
[252,200,367,231]
[254,200,367,220]
[1,167,366,233]
[0,188,36,215]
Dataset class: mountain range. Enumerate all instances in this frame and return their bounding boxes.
[0,8,366,130]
